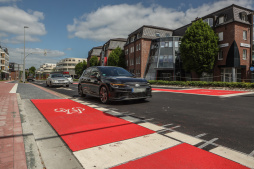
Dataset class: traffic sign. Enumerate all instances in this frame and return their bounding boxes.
[250,67,254,71]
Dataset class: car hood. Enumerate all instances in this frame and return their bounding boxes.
[52,77,67,80]
[105,76,147,83]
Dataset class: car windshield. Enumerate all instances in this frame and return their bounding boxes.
[98,67,133,77]
[51,74,64,78]
[64,75,70,77]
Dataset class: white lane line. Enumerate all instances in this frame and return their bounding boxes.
[9,83,18,93]
[165,131,203,145]
[139,122,165,131]
[73,133,180,169]
[145,118,154,121]
[210,146,254,168]
[249,150,254,157]
[170,125,181,129]
[96,107,109,112]
[120,116,141,123]
[219,92,254,98]
[104,110,123,116]
[195,133,207,138]
[198,138,218,149]
[162,123,173,127]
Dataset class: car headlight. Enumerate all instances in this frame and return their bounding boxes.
[110,83,126,88]
[52,80,57,83]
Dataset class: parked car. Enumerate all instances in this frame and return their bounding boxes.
[78,66,152,104]
[46,73,70,87]
[63,74,73,84]
[27,76,34,81]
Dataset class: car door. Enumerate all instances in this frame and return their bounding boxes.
[80,68,92,94]
[89,67,101,96]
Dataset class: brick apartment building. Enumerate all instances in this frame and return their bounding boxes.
[87,46,102,67]
[100,38,126,66]
[174,4,254,82]
[0,47,10,80]
[124,25,173,77]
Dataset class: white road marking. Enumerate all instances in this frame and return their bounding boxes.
[165,131,203,145]
[210,146,254,168]
[145,118,154,121]
[105,110,123,116]
[139,122,165,131]
[96,107,110,112]
[121,116,141,123]
[198,138,218,149]
[249,150,254,157]
[162,123,173,127]
[88,104,98,108]
[73,133,180,169]
[219,92,254,98]
[195,133,207,138]
[170,125,181,129]
[9,83,18,93]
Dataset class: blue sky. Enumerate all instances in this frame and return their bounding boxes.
[0,0,253,69]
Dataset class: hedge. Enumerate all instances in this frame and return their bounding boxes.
[148,80,254,89]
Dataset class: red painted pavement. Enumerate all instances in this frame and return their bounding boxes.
[152,88,247,96]
[31,99,154,151]
[112,143,249,169]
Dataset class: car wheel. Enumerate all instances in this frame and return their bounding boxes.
[78,85,86,97]
[100,86,109,104]
[66,84,69,87]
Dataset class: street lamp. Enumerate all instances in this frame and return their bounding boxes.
[23,26,29,83]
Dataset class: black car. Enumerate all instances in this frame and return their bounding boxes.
[78,66,152,103]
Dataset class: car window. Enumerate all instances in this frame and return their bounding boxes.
[64,75,70,77]
[82,68,91,77]
[51,74,63,78]
[98,67,133,77]
[91,68,100,77]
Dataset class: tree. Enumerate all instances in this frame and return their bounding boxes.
[29,66,36,75]
[75,60,87,77]
[180,19,219,76]
[108,47,126,68]
[89,56,99,66]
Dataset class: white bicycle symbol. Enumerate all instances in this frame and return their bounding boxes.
[54,107,85,114]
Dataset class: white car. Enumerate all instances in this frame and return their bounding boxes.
[46,73,70,87]
[63,74,73,84]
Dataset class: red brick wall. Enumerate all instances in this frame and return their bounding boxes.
[141,39,151,78]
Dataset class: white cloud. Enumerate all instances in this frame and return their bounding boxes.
[8,48,65,68]
[67,0,253,41]
[0,6,46,44]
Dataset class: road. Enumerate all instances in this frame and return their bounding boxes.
[31,80,254,155]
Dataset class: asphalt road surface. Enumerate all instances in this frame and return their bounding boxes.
[29,80,254,155]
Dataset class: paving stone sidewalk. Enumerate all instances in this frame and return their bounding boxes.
[0,81,27,169]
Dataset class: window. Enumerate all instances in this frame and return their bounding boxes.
[243,30,247,40]
[161,42,165,47]
[204,18,213,27]
[137,33,141,39]
[218,50,223,60]
[243,49,247,60]
[136,56,141,64]
[169,41,173,47]
[165,42,169,47]
[165,33,170,37]
[219,16,224,24]
[125,49,128,55]
[139,44,141,50]
[131,36,135,42]
[240,12,248,21]
[136,44,139,51]
[175,42,179,48]
[155,32,160,37]
[218,32,223,41]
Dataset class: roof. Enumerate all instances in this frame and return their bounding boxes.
[128,25,173,37]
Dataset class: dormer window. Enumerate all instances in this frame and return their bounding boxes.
[219,16,224,24]
[131,36,135,42]
[155,33,160,37]
[204,18,213,27]
[240,12,248,21]
[137,33,141,39]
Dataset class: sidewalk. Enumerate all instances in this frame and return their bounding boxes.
[0,81,27,169]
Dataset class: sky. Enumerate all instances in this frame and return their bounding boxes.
[0,0,253,69]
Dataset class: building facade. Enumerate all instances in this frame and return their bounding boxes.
[87,46,102,67]
[125,25,173,77]
[173,4,254,82]
[100,38,127,66]
[56,58,86,77]
[0,47,10,80]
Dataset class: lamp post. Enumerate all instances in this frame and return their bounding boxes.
[23,26,29,83]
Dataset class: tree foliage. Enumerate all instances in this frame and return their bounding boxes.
[108,47,126,68]
[180,19,219,76]
[89,56,99,67]
[75,60,87,77]
[29,66,36,75]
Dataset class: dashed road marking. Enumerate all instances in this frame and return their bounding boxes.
[139,122,165,131]
[165,131,203,146]
[210,146,254,168]
[195,133,207,138]
[198,138,218,149]
[170,125,181,129]
[162,123,173,127]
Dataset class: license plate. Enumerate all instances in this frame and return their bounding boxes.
[132,88,146,93]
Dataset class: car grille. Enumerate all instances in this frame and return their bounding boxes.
[129,92,147,98]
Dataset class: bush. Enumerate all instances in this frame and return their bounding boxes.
[148,80,254,89]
